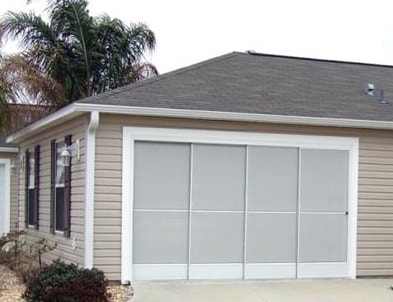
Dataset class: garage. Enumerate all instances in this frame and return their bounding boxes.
[121,127,358,282]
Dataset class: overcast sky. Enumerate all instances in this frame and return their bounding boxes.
[1,0,393,74]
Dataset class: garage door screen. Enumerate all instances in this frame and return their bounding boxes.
[132,141,349,280]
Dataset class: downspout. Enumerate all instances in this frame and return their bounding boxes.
[84,111,99,268]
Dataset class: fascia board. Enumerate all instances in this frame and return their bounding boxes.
[75,103,393,130]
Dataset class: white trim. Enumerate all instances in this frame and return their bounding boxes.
[7,101,393,144]
[187,144,194,280]
[297,262,349,278]
[6,104,79,143]
[74,103,393,131]
[348,142,359,279]
[245,263,296,279]
[133,264,187,281]
[84,111,99,269]
[134,209,188,212]
[296,149,302,278]
[0,147,18,153]
[189,263,243,280]
[121,128,134,284]
[123,127,357,150]
[0,159,11,236]
[242,146,249,280]
[121,127,359,282]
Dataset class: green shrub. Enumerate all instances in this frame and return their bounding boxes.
[24,260,109,302]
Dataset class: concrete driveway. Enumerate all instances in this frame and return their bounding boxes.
[131,279,393,302]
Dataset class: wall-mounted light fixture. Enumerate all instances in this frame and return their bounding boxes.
[61,139,80,167]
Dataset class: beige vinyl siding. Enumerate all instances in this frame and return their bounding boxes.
[17,114,88,266]
[0,152,18,231]
[95,113,393,280]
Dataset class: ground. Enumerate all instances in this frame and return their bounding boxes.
[0,264,133,302]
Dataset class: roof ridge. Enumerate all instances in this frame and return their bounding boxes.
[76,52,240,103]
[244,51,393,68]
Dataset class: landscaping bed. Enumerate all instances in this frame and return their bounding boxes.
[0,264,133,302]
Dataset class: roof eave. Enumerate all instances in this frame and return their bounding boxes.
[0,146,19,153]
[6,103,81,144]
[75,103,393,131]
[8,102,393,144]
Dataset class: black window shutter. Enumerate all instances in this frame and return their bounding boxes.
[64,135,72,238]
[34,145,40,229]
[50,140,56,234]
[25,149,30,227]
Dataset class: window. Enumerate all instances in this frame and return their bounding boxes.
[50,136,72,237]
[25,146,40,228]
[55,142,65,232]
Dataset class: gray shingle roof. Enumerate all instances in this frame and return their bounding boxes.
[77,51,393,122]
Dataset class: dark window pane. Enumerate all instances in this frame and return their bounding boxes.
[28,189,35,225]
[56,187,65,231]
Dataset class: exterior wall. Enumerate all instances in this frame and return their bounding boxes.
[17,114,88,266]
[0,152,18,231]
[95,113,393,280]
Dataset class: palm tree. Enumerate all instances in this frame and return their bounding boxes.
[1,0,156,104]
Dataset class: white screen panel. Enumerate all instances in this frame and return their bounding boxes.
[134,142,190,210]
[192,144,246,211]
[246,213,297,263]
[190,212,243,264]
[133,211,188,264]
[300,149,348,212]
[248,146,298,212]
[299,214,347,263]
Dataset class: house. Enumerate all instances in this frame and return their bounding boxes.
[0,104,52,235]
[6,51,393,283]
[0,134,18,235]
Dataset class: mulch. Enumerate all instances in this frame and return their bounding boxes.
[0,264,134,302]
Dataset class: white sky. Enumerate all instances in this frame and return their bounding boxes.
[2,0,393,74]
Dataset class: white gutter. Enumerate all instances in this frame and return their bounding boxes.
[8,101,393,144]
[74,103,393,131]
[0,147,18,153]
[84,111,99,269]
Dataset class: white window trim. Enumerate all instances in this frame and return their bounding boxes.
[121,127,359,284]
[0,159,11,236]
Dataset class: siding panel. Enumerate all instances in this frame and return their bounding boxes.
[17,114,88,268]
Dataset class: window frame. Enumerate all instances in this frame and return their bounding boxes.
[50,136,72,237]
[54,141,65,233]
[25,146,39,229]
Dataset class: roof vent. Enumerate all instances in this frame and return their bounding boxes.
[364,83,375,96]
[378,90,389,104]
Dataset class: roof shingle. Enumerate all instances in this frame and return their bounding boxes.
[77,51,393,122]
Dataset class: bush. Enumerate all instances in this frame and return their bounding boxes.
[0,231,56,283]
[0,230,27,269]
[24,260,109,302]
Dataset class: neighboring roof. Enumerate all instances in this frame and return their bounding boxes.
[0,133,18,151]
[77,51,393,122]
[8,51,393,143]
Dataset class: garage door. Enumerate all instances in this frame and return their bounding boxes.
[123,128,358,282]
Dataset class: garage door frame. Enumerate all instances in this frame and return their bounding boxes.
[121,127,359,284]
[0,158,11,236]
